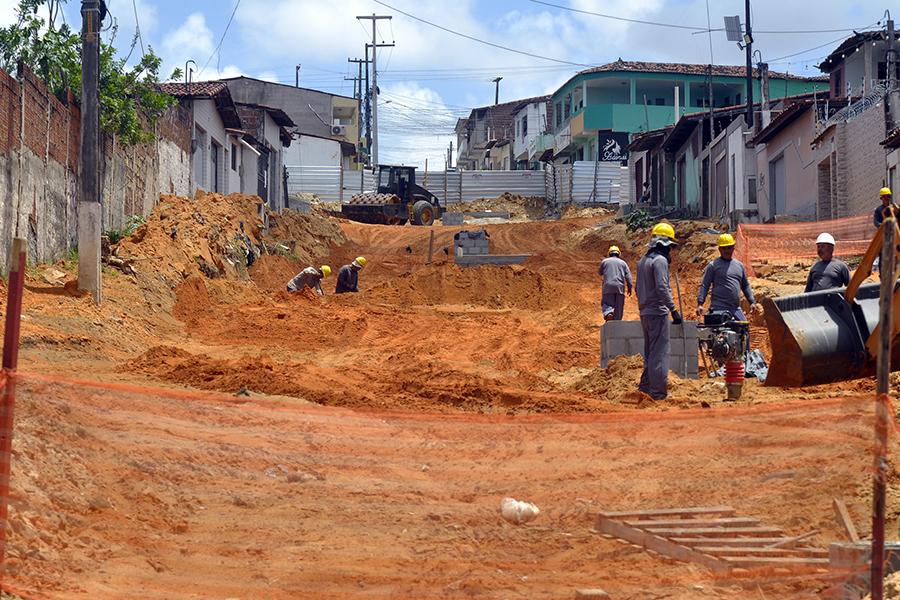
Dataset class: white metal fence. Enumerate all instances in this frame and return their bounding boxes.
[284,162,628,209]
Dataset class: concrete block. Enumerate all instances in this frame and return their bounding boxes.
[602,319,643,339]
[605,338,627,357]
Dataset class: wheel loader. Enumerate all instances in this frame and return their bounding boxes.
[343,165,443,226]
[762,210,900,387]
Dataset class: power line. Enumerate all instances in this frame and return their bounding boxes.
[370,0,592,67]
[526,0,869,34]
[200,0,242,76]
[132,0,144,57]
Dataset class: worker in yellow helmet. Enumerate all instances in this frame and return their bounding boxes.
[335,256,366,294]
[598,245,633,321]
[635,222,680,401]
[696,233,757,322]
[875,187,893,228]
[287,265,331,295]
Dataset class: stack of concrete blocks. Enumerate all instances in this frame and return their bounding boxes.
[442,212,465,226]
[454,230,490,256]
[600,320,699,379]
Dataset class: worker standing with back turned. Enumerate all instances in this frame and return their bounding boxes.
[635,223,681,401]
[696,233,757,322]
[599,246,633,321]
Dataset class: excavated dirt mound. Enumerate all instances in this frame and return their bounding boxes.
[8,190,898,600]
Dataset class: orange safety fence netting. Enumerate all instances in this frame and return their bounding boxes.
[734,214,878,278]
[0,371,895,600]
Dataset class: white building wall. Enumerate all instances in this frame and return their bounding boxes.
[193,99,228,193]
[284,135,343,167]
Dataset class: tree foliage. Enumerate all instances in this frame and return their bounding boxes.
[0,0,180,147]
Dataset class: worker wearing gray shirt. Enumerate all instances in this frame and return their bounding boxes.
[805,233,851,292]
[635,223,681,401]
[696,233,757,322]
[598,246,633,321]
[287,265,331,295]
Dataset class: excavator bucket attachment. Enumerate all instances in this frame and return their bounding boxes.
[762,283,882,387]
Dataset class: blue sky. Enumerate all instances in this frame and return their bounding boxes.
[1,0,893,169]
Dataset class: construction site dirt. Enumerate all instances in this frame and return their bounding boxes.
[2,190,898,600]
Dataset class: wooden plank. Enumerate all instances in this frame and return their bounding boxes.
[645,527,782,538]
[598,507,735,520]
[625,517,759,529]
[833,499,860,542]
[723,556,830,568]
[594,517,728,572]
[695,547,829,558]
[673,537,788,547]
[767,530,818,549]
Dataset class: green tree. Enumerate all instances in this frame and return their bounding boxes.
[0,0,180,147]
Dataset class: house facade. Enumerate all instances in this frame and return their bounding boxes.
[510,96,552,170]
[221,77,363,170]
[456,97,546,170]
[158,82,290,209]
[551,60,822,165]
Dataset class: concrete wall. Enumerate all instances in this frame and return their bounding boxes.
[0,63,191,273]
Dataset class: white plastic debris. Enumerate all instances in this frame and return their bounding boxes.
[500,497,540,525]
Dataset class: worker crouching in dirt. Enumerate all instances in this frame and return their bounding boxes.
[335,257,366,294]
[635,223,681,401]
[598,245,633,321]
[805,233,850,293]
[287,265,332,296]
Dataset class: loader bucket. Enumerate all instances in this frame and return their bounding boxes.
[762,282,883,387]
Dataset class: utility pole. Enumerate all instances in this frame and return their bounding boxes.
[79,0,102,305]
[492,77,502,105]
[348,57,368,164]
[295,64,301,88]
[357,14,393,166]
[744,0,754,130]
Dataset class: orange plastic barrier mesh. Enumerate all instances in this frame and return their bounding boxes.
[0,371,894,599]
[734,214,877,277]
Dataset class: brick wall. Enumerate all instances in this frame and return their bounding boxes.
[0,63,192,271]
[815,103,889,221]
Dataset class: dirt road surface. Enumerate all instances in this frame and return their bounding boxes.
[2,191,897,599]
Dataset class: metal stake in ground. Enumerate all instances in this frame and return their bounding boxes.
[674,272,688,378]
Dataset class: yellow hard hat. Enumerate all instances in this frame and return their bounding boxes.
[881,187,893,196]
[718,233,735,247]
[608,246,620,256]
[320,265,331,278]
[352,256,366,269]
[651,222,675,240]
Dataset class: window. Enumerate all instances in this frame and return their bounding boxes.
[522,116,527,138]
[748,177,757,204]
[655,98,664,106]
[231,141,237,171]
[555,103,561,127]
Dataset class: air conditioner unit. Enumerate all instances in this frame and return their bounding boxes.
[331,125,346,136]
